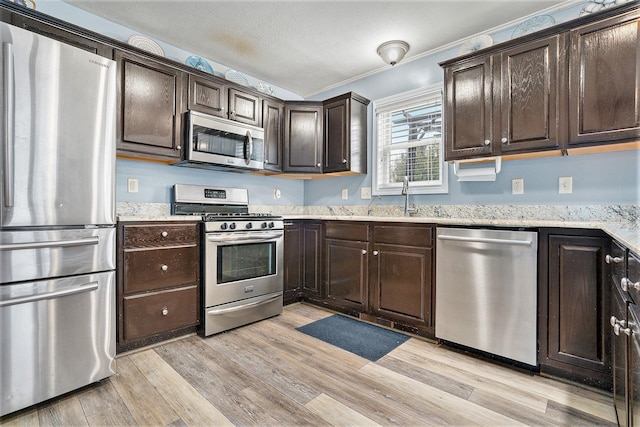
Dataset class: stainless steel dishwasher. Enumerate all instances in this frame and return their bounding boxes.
[435,227,538,366]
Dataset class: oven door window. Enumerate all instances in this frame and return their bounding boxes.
[193,125,264,162]
[217,241,276,283]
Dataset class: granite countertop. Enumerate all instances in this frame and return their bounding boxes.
[116,202,639,254]
[283,214,640,255]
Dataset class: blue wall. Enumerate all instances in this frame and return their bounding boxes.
[38,0,639,207]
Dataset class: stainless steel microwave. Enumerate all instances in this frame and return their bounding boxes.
[174,111,265,171]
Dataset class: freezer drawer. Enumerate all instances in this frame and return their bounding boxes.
[0,271,116,416]
[0,227,115,284]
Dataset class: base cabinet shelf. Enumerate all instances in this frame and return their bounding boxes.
[117,221,200,353]
[539,229,611,390]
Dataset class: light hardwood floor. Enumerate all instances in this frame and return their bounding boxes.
[1,303,618,426]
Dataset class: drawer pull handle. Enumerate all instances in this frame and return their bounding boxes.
[161,306,168,316]
[161,231,168,237]
[361,249,367,255]
[161,264,168,271]
[622,277,640,292]
[373,250,379,256]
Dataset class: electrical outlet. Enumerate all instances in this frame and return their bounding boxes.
[361,187,372,200]
[341,189,348,200]
[274,189,281,199]
[127,178,138,193]
[512,178,524,195]
[559,176,573,194]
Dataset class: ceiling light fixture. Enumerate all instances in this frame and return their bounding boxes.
[377,40,410,66]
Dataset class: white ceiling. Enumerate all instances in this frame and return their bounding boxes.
[62,0,577,97]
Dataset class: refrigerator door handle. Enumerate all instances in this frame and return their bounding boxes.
[2,42,14,208]
[0,281,99,308]
[0,236,100,251]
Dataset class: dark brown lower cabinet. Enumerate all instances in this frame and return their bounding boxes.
[320,221,435,337]
[370,224,434,336]
[539,229,611,390]
[117,221,200,353]
[283,221,322,304]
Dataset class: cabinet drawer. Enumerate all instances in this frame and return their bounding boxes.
[123,246,199,294]
[373,224,433,247]
[123,286,199,341]
[122,223,199,248]
[325,222,368,241]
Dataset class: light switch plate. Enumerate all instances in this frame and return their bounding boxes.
[512,178,524,195]
[341,189,348,200]
[559,176,573,194]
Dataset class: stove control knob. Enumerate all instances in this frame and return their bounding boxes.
[269,221,275,228]
[261,222,268,229]
[229,223,237,230]
[246,223,253,229]
[220,223,228,230]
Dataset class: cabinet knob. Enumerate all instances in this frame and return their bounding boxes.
[483,140,491,146]
[176,145,182,150]
[230,111,235,116]
[501,137,508,143]
[622,277,640,291]
[316,163,321,168]
[342,159,347,164]
[373,250,379,256]
[361,249,367,255]
[611,316,626,328]
[606,254,623,264]
[161,231,168,237]
[161,306,169,316]
[614,323,633,337]
[161,264,168,271]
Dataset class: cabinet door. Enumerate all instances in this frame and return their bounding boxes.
[13,15,112,57]
[628,302,640,427]
[325,238,368,311]
[188,74,226,118]
[613,281,630,427]
[569,13,640,146]
[444,56,493,160]
[543,233,611,389]
[263,99,284,172]
[283,222,302,303]
[499,35,562,153]
[371,243,433,330]
[228,88,262,126]
[302,223,323,299]
[324,97,349,172]
[115,50,184,160]
[284,103,323,173]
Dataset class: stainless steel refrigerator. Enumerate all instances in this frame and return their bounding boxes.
[0,22,117,416]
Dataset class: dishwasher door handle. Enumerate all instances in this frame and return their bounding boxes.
[437,234,533,247]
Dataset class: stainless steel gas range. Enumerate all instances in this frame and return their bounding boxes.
[172,184,283,336]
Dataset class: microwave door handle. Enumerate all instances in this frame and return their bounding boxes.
[2,42,14,208]
[244,130,252,165]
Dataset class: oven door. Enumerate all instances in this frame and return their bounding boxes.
[204,230,283,308]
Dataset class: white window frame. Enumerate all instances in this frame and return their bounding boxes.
[372,84,448,196]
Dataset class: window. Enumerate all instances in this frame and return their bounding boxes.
[373,84,448,195]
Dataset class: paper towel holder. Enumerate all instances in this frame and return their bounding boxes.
[453,157,502,182]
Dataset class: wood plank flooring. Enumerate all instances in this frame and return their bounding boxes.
[1,303,617,426]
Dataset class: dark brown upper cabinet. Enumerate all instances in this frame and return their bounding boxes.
[283,102,324,173]
[444,56,494,160]
[263,98,284,172]
[442,3,640,161]
[115,50,185,161]
[187,74,226,118]
[323,92,369,174]
[568,11,640,147]
[498,35,564,153]
[228,88,262,127]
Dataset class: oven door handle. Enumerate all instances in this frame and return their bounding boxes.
[206,294,281,316]
[206,232,282,243]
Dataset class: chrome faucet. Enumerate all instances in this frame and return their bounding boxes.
[402,176,417,217]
